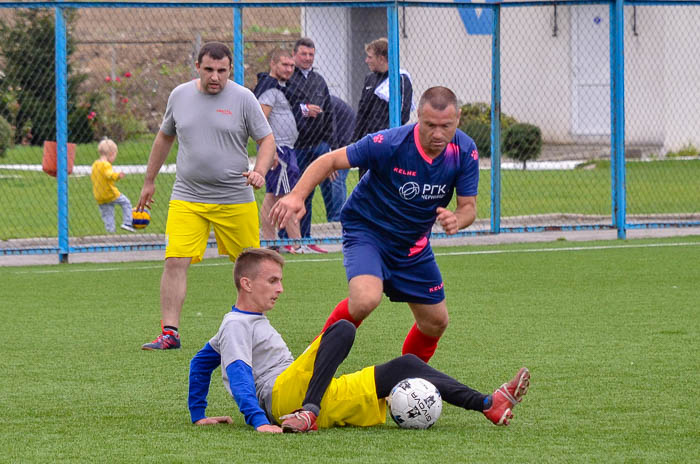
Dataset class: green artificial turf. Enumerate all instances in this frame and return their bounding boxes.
[1,236,698,462]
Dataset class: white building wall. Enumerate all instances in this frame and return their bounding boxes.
[625,5,666,146]
[303,3,700,151]
[301,7,352,102]
[501,6,572,142]
[662,6,700,153]
[400,7,492,119]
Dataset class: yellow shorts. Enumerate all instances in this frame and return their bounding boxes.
[165,200,260,264]
[271,334,387,428]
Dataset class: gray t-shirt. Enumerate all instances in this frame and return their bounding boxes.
[160,80,272,203]
[208,309,293,421]
[258,85,298,148]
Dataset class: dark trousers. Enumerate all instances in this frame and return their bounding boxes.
[306,321,488,412]
[294,142,331,237]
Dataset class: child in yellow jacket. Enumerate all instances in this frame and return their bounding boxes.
[91,138,135,232]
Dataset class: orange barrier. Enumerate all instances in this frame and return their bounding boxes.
[42,140,76,177]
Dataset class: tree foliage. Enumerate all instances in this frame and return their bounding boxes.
[0,8,94,146]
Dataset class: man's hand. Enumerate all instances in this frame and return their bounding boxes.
[269,192,305,230]
[194,416,233,426]
[436,207,459,235]
[256,424,283,433]
[243,171,265,190]
[136,181,156,211]
[306,104,323,118]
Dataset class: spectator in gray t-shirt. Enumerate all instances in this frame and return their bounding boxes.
[255,48,306,253]
[137,42,275,351]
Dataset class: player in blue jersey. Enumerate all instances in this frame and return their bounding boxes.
[270,87,479,363]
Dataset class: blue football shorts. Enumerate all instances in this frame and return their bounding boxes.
[342,231,445,305]
[265,146,300,196]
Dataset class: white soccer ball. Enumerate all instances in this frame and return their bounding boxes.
[389,377,443,429]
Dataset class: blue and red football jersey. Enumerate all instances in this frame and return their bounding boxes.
[342,123,479,250]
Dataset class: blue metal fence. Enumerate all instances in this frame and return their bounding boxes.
[1,0,699,261]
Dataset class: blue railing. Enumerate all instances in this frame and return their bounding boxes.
[1,0,699,260]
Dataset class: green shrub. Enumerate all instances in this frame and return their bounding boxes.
[503,123,542,169]
[0,114,14,157]
[459,102,518,134]
[460,120,491,158]
[666,144,699,158]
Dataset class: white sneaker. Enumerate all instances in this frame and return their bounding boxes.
[120,224,136,232]
[295,245,316,254]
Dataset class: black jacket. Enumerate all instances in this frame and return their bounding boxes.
[252,72,282,99]
[330,96,356,150]
[352,71,413,142]
[287,67,334,149]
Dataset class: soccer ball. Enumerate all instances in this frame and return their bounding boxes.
[389,378,442,429]
[132,208,151,229]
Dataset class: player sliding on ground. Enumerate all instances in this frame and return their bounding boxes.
[270,86,479,363]
[188,248,530,432]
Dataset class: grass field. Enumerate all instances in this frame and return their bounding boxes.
[1,236,699,462]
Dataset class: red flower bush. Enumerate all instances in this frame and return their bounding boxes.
[89,70,147,141]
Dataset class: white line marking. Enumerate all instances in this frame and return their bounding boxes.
[10,241,699,275]
[435,241,700,257]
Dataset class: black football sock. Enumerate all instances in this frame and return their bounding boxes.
[374,354,488,411]
[302,320,356,413]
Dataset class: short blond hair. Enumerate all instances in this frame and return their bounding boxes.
[233,248,285,291]
[97,138,118,157]
[365,38,388,59]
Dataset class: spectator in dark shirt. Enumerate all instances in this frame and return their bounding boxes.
[352,37,413,180]
[285,37,334,253]
[325,95,356,221]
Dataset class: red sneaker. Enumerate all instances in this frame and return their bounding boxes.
[141,330,181,350]
[306,244,328,254]
[280,409,318,433]
[483,367,530,426]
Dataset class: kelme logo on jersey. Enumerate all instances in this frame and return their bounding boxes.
[399,182,448,201]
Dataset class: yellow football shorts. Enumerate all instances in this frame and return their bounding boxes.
[165,200,260,264]
[271,333,387,428]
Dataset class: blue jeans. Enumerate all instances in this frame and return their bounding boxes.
[322,168,348,222]
[294,142,336,237]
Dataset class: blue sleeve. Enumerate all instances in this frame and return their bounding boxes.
[346,129,391,171]
[456,135,480,197]
[188,342,221,423]
[226,360,270,429]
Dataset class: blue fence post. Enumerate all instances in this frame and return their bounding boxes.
[233,1,244,85]
[610,0,626,239]
[490,3,501,234]
[55,3,69,263]
[387,3,401,128]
